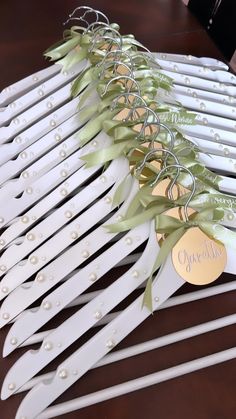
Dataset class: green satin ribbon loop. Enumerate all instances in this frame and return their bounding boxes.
[44,35,81,60]
[106,200,174,233]
[71,66,101,98]
[81,139,138,167]
[57,47,88,71]
[78,110,115,146]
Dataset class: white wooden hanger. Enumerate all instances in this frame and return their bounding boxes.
[0,65,60,107]
[0,62,85,127]
[158,67,236,97]
[6,279,236,353]
[0,9,235,418]
[0,62,88,146]
[0,90,99,187]
[0,155,127,295]
[155,52,229,70]
[35,346,236,419]
[156,57,236,85]
[4,239,235,417]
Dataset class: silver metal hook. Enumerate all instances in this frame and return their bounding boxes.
[126,105,160,140]
[99,61,133,80]
[111,92,147,110]
[64,7,109,27]
[131,51,159,68]
[135,148,180,200]
[152,164,196,221]
[97,50,134,73]
[63,6,96,27]
[89,34,122,55]
[142,121,175,154]
[87,24,122,51]
[101,75,141,97]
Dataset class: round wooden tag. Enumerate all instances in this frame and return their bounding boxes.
[172,227,227,285]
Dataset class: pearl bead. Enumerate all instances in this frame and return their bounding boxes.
[29,255,38,264]
[154,296,159,302]
[132,270,139,278]
[185,77,190,84]
[60,188,68,196]
[224,148,229,156]
[20,151,27,159]
[0,217,4,223]
[10,337,18,345]
[54,134,61,142]
[82,250,90,258]
[50,120,56,127]
[47,101,53,109]
[38,89,44,96]
[15,136,22,144]
[0,239,5,246]
[42,301,52,310]
[60,170,68,177]
[0,265,7,272]
[94,311,102,320]
[200,102,206,110]
[58,369,68,379]
[202,118,208,125]
[173,65,179,71]
[8,383,16,391]
[89,272,97,282]
[21,215,29,223]
[1,286,9,293]
[36,274,45,282]
[2,312,10,320]
[26,187,33,194]
[116,214,123,222]
[22,171,29,178]
[106,339,116,349]
[227,213,234,221]
[92,140,98,147]
[104,196,112,204]
[214,133,220,141]
[43,341,53,351]
[33,76,39,81]
[71,231,78,240]
[59,150,66,158]
[63,71,68,76]
[125,237,133,245]
[26,233,35,241]
[100,175,107,183]
[13,118,20,125]
[65,210,73,218]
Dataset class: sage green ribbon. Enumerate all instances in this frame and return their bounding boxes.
[80,139,138,167]
[78,110,116,146]
[143,210,235,311]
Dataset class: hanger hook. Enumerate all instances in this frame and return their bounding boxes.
[97,50,134,73]
[111,92,147,110]
[63,6,97,27]
[98,61,133,80]
[151,164,196,221]
[101,75,141,97]
[135,148,180,200]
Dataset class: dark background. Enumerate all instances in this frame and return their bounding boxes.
[0,1,235,419]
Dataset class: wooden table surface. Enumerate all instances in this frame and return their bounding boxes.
[0,1,235,418]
